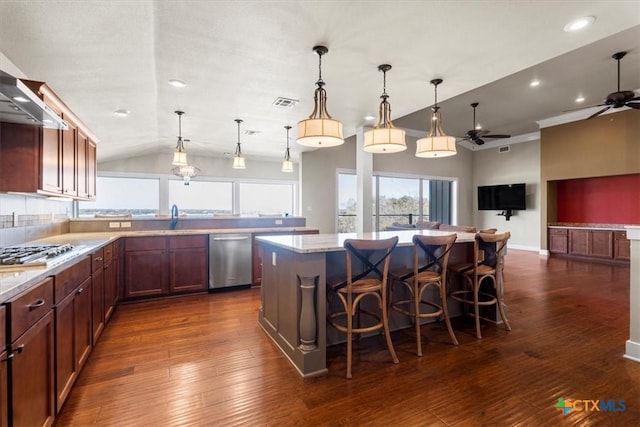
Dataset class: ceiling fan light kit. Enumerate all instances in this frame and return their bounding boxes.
[296,45,344,148]
[416,79,457,158]
[172,164,200,186]
[363,64,407,154]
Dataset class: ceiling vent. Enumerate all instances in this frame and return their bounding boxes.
[242,130,260,136]
[272,97,299,108]
[498,145,510,153]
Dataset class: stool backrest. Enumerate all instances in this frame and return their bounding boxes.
[475,231,510,270]
[343,236,399,289]
[412,233,457,277]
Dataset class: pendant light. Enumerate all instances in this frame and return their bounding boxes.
[282,125,294,172]
[172,110,188,166]
[363,64,407,153]
[296,45,344,147]
[415,79,457,158]
[232,119,246,169]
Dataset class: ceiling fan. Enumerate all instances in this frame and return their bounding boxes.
[459,102,511,145]
[576,51,640,120]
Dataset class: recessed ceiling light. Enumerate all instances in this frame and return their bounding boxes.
[113,109,130,117]
[364,115,376,121]
[575,96,585,103]
[564,16,595,32]
[12,96,30,103]
[529,79,540,87]
[168,79,187,88]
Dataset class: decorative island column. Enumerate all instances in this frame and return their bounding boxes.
[624,226,640,363]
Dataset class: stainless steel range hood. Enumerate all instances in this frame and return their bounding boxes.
[0,70,68,130]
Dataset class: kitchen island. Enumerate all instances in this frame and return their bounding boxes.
[256,229,480,377]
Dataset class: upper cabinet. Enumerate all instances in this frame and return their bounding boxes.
[0,80,97,200]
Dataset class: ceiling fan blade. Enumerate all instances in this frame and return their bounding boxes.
[562,103,606,113]
[626,102,640,110]
[483,134,511,139]
[475,138,485,145]
[586,106,611,120]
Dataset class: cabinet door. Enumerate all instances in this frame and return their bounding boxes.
[548,229,568,254]
[124,250,168,299]
[589,230,613,259]
[87,141,97,199]
[92,267,105,344]
[54,290,76,412]
[10,310,55,427]
[76,131,88,199]
[169,247,208,293]
[41,99,62,194]
[0,350,7,427]
[614,231,631,261]
[568,229,589,256]
[104,259,118,322]
[61,116,77,197]
[75,277,93,368]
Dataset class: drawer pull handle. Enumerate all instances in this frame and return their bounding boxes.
[77,288,84,294]
[95,257,103,262]
[28,299,45,310]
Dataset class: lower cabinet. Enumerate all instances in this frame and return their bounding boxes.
[104,254,118,323]
[550,227,630,262]
[124,236,207,300]
[0,306,7,427]
[251,230,319,285]
[6,278,55,427]
[91,249,105,344]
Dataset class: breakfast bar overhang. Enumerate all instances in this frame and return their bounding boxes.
[256,230,479,377]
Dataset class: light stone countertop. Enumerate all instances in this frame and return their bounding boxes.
[0,227,318,302]
[256,229,478,254]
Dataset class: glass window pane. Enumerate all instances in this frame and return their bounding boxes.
[377,176,419,231]
[239,182,294,216]
[422,179,430,221]
[78,177,159,217]
[168,180,232,215]
[338,173,356,233]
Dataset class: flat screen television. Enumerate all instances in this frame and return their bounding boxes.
[478,183,526,211]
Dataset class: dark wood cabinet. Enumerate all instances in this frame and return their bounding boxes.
[614,231,631,261]
[6,278,55,427]
[91,249,105,343]
[0,306,7,427]
[103,242,119,323]
[124,237,169,299]
[124,236,208,300]
[551,227,628,263]
[548,228,568,254]
[251,230,319,285]
[169,236,208,293]
[0,82,96,200]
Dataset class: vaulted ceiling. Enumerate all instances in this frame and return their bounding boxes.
[0,1,639,163]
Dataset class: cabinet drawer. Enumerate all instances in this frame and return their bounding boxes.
[549,228,568,236]
[125,237,166,252]
[169,235,207,249]
[53,256,91,303]
[7,277,53,340]
[91,248,104,273]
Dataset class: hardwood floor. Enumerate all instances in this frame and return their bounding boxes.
[55,250,640,426]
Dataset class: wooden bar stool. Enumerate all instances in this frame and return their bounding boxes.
[327,236,399,379]
[449,231,512,339]
[390,233,458,356]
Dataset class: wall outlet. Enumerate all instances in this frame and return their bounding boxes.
[120,221,132,228]
[275,219,283,225]
[108,222,121,229]
[271,252,276,266]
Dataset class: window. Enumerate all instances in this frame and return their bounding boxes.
[78,176,159,217]
[337,172,454,232]
[238,182,294,216]
[168,180,232,215]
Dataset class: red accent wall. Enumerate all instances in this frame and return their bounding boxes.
[557,174,640,224]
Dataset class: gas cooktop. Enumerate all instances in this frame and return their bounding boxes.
[0,244,74,267]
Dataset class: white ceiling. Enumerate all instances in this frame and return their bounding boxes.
[0,1,639,163]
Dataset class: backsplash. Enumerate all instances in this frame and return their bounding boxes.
[0,194,72,246]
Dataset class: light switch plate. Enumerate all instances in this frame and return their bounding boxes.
[108,222,121,228]
[120,222,132,228]
[275,219,283,225]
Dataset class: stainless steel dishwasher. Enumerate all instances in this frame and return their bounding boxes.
[209,233,253,289]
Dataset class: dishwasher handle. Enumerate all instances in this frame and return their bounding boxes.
[211,236,250,241]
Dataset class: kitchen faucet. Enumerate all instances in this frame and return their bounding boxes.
[170,204,179,230]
